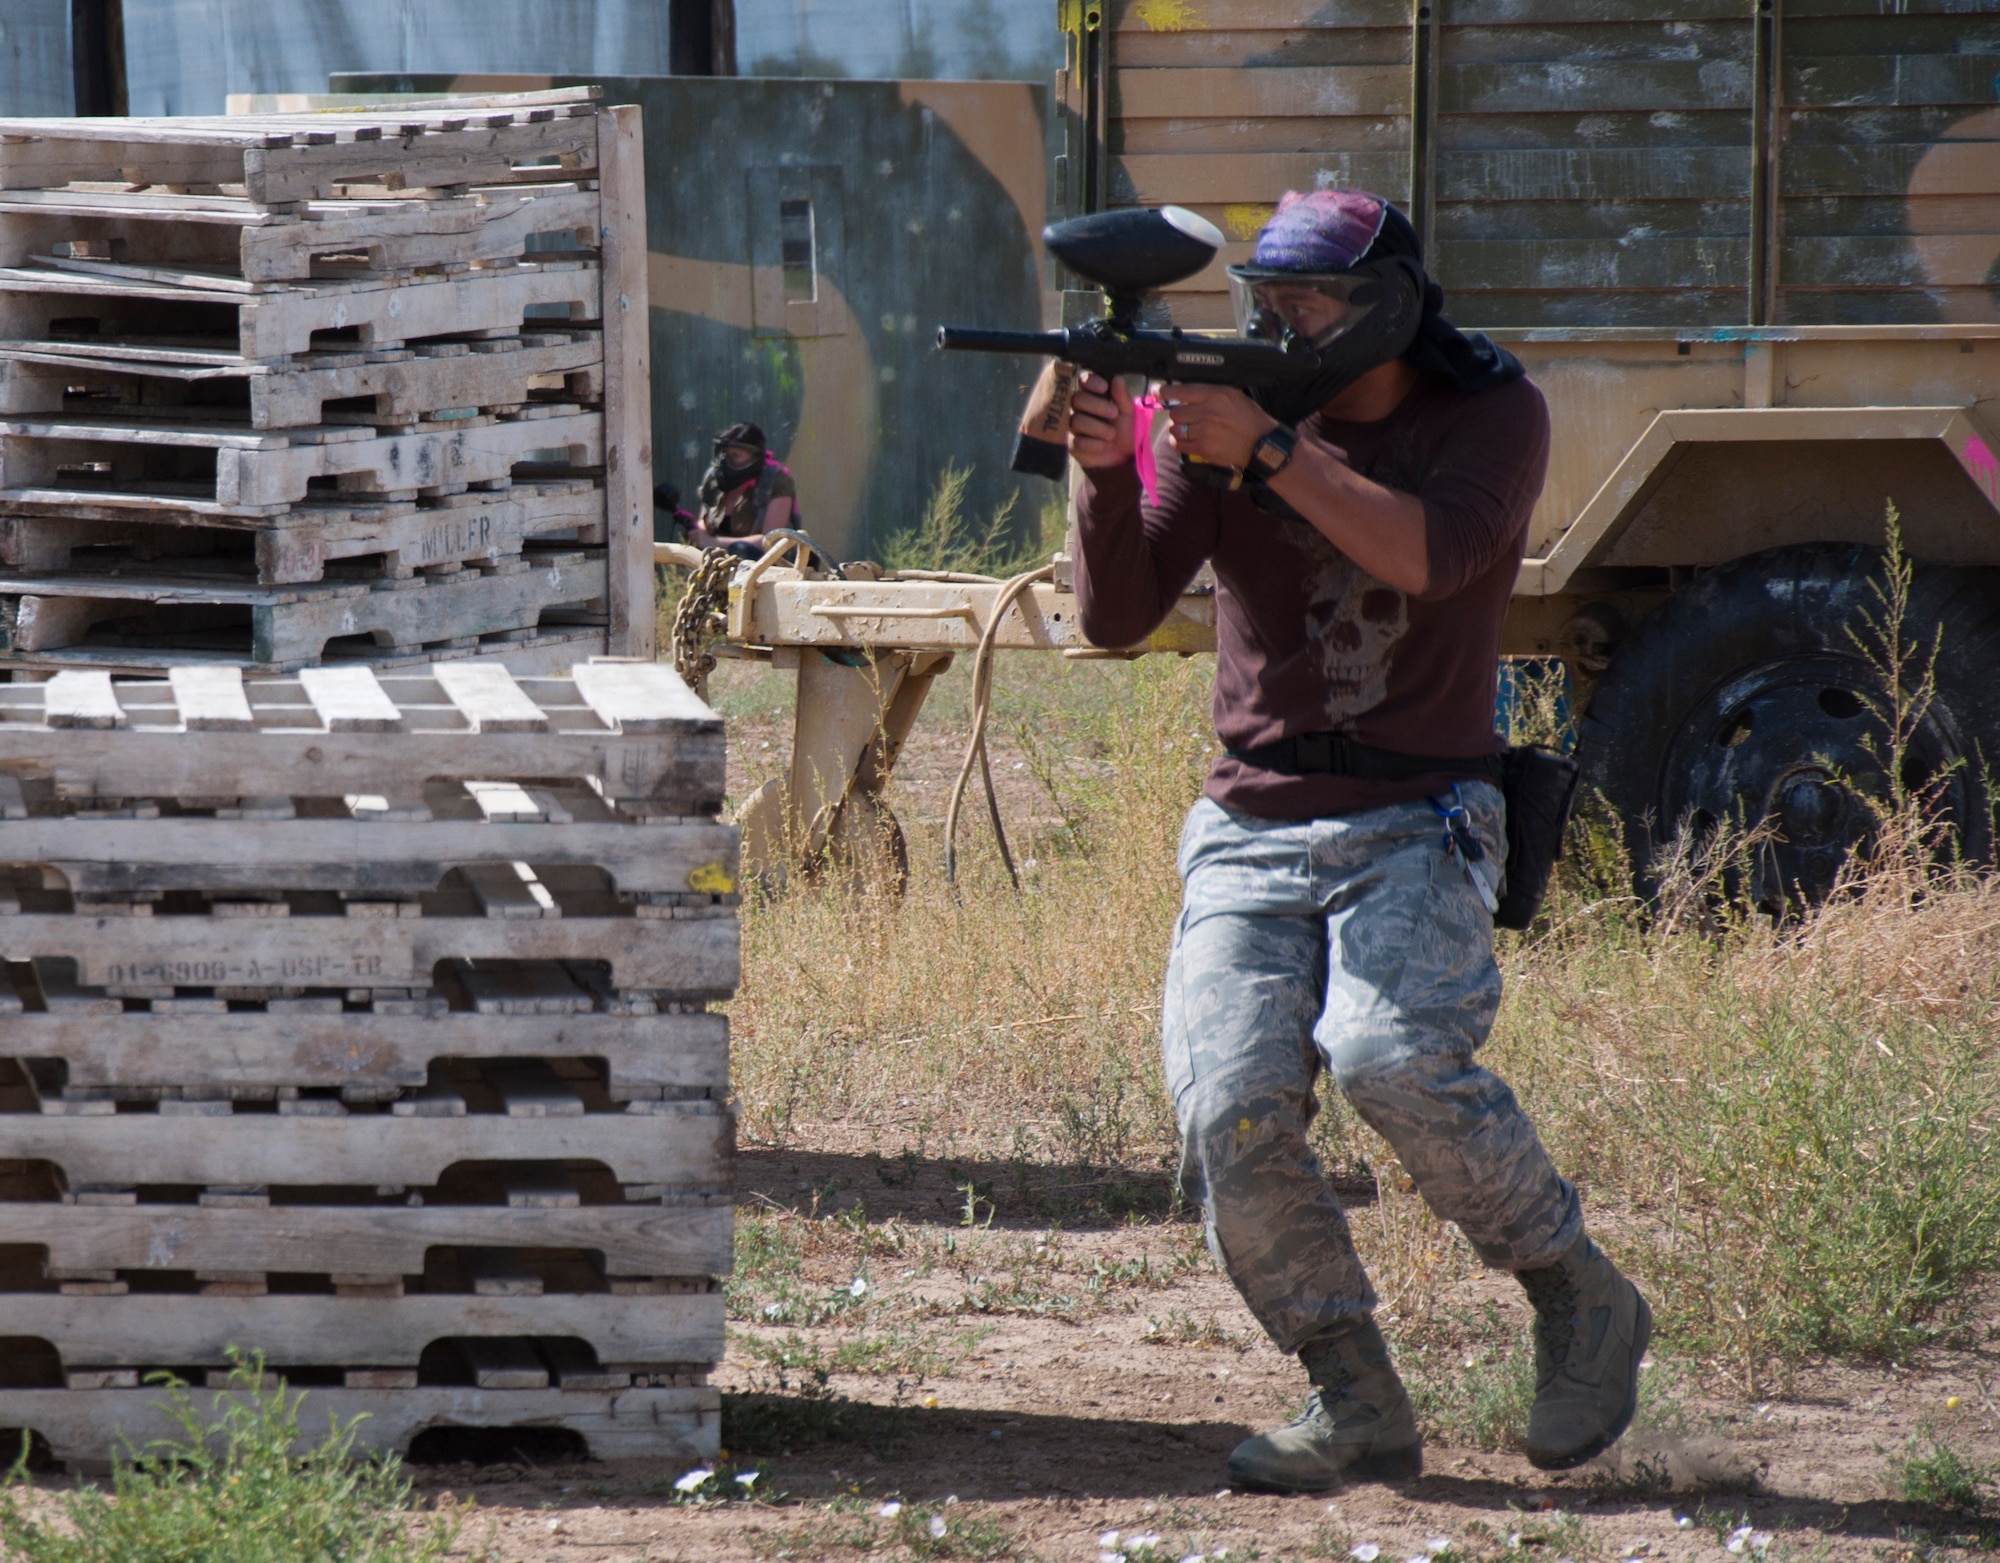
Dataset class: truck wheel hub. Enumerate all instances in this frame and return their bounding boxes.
[1660,651,1962,908]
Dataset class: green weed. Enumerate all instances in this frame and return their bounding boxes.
[1405,1336,1536,1452]
[0,1355,460,1563]
[876,460,1046,578]
[1887,1422,1995,1514]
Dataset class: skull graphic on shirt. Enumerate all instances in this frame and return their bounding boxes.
[1300,530,1409,727]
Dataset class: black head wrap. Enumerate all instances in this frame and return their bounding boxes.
[1364,204,1522,393]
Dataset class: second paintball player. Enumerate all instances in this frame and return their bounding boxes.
[1065,190,1650,1493]
[691,421,799,555]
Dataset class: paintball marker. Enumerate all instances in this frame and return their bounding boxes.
[937,205,1322,481]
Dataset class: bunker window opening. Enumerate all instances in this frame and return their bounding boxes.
[781,198,816,304]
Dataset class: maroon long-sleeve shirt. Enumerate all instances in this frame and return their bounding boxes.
[1073,372,1551,820]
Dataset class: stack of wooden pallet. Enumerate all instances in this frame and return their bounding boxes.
[0,88,653,673]
[0,657,733,1464]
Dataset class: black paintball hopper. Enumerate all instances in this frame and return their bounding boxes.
[1043,205,1227,308]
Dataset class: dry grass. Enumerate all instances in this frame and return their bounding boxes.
[720,609,2000,1391]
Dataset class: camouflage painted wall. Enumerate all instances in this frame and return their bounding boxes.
[341,73,1053,565]
[0,0,72,116]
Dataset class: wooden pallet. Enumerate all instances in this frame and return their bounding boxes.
[0,405,602,514]
[0,1102,731,1189]
[0,480,604,584]
[0,804,735,894]
[0,92,654,664]
[0,661,721,808]
[0,1383,718,1463]
[0,332,603,431]
[0,547,606,667]
[0,1293,721,1374]
[0,1196,733,1279]
[0,1000,725,1098]
[0,104,601,207]
[0,905,737,994]
[0,624,609,679]
[0,183,600,284]
[0,258,600,362]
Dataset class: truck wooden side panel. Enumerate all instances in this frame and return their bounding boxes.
[1063,0,2000,335]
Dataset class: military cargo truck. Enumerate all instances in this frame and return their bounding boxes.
[1055,0,2000,905]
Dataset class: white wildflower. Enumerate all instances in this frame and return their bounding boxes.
[672,1468,712,1494]
[1353,1546,1382,1562]
[929,1515,948,1539]
[878,1500,902,1517]
[849,1276,868,1297]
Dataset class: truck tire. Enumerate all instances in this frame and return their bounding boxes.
[1576,543,2000,909]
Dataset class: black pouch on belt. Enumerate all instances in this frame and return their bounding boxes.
[1495,745,1581,931]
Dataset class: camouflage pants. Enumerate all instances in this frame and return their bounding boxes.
[1163,786,1582,1353]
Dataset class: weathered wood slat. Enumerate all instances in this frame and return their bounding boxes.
[0,910,737,993]
[571,661,712,735]
[0,1384,716,1463]
[1110,0,1409,28]
[458,1336,549,1387]
[1785,54,2000,109]
[1782,141,2000,199]
[0,551,607,669]
[0,815,737,894]
[1112,151,1414,206]
[0,626,607,681]
[0,334,605,432]
[594,103,655,663]
[1440,59,1753,114]
[0,260,600,363]
[236,186,600,282]
[1440,20,1753,63]
[0,1293,718,1370]
[1114,118,1413,161]
[1435,236,1751,291]
[0,117,599,206]
[1443,288,1754,328]
[0,1102,731,1187]
[1437,197,1750,243]
[1438,0,1751,20]
[0,483,601,584]
[432,661,550,732]
[0,721,717,812]
[0,409,603,511]
[299,664,400,730]
[41,669,124,729]
[1781,233,2000,288]
[1111,66,1411,120]
[166,665,255,729]
[1437,146,1751,202]
[1110,26,1411,70]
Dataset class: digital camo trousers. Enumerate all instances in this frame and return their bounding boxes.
[1162,786,1582,1353]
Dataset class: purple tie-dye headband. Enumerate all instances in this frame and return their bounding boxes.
[1250,189,1389,272]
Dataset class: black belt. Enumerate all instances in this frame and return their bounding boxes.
[1226,731,1504,783]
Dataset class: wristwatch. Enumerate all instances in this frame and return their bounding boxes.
[1246,424,1298,484]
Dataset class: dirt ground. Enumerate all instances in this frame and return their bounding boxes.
[413,1138,2000,1563]
[390,673,2000,1561]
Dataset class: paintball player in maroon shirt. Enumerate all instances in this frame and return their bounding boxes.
[1065,190,1649,1494]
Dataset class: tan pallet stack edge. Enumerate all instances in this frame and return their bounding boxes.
[0,87,655,673]
[0,658,735,1464]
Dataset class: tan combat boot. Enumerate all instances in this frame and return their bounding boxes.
[1226,1316,1423,1494]
[1516,1233,1652,1470]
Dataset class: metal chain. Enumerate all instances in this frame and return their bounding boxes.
[670,549,738,702]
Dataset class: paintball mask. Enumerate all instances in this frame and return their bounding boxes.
[1226,191,1425,424]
